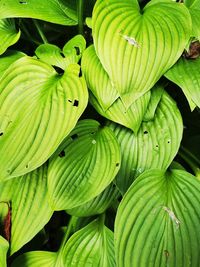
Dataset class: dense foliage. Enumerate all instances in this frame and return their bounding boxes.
[0,0,199,266]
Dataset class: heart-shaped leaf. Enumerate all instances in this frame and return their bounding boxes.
[165,57,200,110]
[35,35,86,70]
[0,164,53,254]
[82,45,151,132]
[48,119,121,210]
[108,90,183,194]
[92,0,191,108]
[0,236,8,267]
[0,56,88,180]
[0,19,20,55]
[66,183,119,217]
[0,0,77,25]
[115,168,200,266]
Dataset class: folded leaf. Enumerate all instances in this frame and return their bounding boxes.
[0,236,8,267]
[0,57,88,180]
[165,57,200,110]
[66,183,119,217]
[48,119,121,210]
[0,19,20,55]
[82,45,151,132]
[115,169,200,266]
[108,90,183,193]
[0,164,53,254]
[92,0,191,108]
[35,35,86,70]
[0,0,77,25]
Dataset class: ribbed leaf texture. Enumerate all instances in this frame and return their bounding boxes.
[48,119,121,210]
[108,90,183,194]
[0,236,8,267]
[0,56,88,180]
[92,0,191,108]
[165,57,200,110]
[115,169,200,267]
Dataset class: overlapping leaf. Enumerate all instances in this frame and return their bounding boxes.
[0,56,88,180]
[66,183,119,217]
[185,0,200,39]
[0,0,77,25]
[48,119,121,210]
[115,169,200,266]
[165,57,200,110]
[82,45,151,132]
[12,219,115,267]
[108,90,183,193]
[0,236,8,267]
[0,164,53,254]
[35,35,86,70]
[92,0,191,108]
[0,19,20,55]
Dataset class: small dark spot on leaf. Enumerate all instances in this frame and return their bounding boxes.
[19,1,27,3]
[116,163,120,167]
[68,99,72,103]
[59,150,65,158]
[73,100,79,107]
[0,132,3,136]
[90,132,95,135]
[25,164,29,168]
[156,145,159,148]
[167,140,171,144]
[164,249,169,259]
[7,170,11,174]
[74,46,80,56]
[71,134,78,140]
[143,130,148,134]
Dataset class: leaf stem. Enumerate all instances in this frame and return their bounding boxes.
[33,19,48,44]
[78,0,84,35]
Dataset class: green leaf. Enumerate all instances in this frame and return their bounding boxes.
[0,19,20,55]
[92,0,191,108]
[115,169,200,266]
[185,0,200,39]
[35,35,86,70]
[48,119,121,210]
[82,45,151,132]
[0,50,25,78]
[165,57,200,110]
[66,183,119,217]
[0,164,53,254]
[0,0,77,26]
[61,219,115,267]
[0,56,88,180]
[108,90,183,194]
[0,236,8,267]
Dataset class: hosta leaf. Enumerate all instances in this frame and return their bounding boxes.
[165,57,200,110]
[0,0,77,26]
[0,164,53,254]
[35,35,86,70]
[48,119,121,210]
[0,56,88,180]
[66,183,119,217]
[108,90,183,194]
[82,45,151,132]
[92,0,191,108]
[61,219,115,267]
[185,0,200,39]
[0,50,25,78]
[11,251,57,267]
[0,19,20,55]
[115,169,200,267]
[0,236,8,267]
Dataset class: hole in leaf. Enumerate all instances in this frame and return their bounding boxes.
[59,150,65,158]
[60,52,65,58]
[79,68,82,77]
[54,66,64,74]
[74,46,81,55]
[143,130,148,134]
[71,134,78,140]
[156,145,159,148]
[68,99,72,103]
[0,132,3,136]
[73,100,79,107]
[167,140,171,144]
